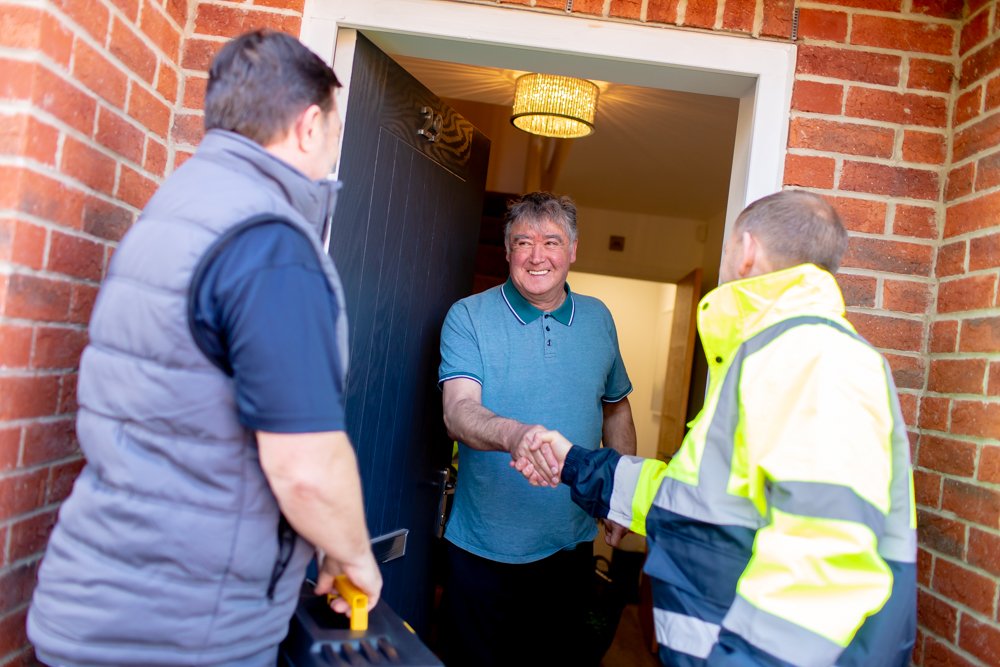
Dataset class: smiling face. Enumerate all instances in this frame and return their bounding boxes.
[506,217,578,309]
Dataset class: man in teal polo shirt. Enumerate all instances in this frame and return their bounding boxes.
[438,191,637,666]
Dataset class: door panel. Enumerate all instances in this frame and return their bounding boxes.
[330,33,489,635]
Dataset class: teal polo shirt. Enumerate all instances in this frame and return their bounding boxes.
[438,278,632,563]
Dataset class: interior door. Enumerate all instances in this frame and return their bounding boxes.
[329,33,490,636]
[656,268,702,460]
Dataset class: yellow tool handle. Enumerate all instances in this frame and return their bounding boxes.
[332,575,368,631]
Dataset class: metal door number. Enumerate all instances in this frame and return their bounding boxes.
[417,107,443,143]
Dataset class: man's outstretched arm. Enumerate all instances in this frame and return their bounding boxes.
[258,430,382,615]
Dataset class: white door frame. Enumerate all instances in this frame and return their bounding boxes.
[301,0,796,247]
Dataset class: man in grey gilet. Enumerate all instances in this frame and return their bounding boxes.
[27,30,382,667]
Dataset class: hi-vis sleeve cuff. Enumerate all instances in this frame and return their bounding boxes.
[562,447,668,537]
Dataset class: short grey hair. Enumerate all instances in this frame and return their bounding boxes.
[504,192,578,251]
[733,191,849,274]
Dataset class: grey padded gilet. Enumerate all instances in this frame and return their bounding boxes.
[27,130,350,667]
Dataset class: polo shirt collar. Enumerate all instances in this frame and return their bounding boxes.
[501,277,575,326]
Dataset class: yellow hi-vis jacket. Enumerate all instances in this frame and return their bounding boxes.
[560,264,917,667]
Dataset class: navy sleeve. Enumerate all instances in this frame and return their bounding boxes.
[560,445,619,520]
[190,221,346,433]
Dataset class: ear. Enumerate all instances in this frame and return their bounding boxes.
[737,232,757,278]
[569,238,578,264]
[295,104,325,153]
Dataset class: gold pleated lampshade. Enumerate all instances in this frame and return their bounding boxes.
[510,73,599,139]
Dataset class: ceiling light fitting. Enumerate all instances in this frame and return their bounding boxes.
[510,73,599,139]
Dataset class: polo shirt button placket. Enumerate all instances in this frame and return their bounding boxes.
[543,314,554,358]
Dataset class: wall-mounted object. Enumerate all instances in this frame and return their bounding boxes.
[511,73,599,138]
[609,235,625,251]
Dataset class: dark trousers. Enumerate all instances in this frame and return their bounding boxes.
[439,541,593,667]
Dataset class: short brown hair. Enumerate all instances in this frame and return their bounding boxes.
[504,192,578,250]
[734,191,848,273]
[204,30,340,146]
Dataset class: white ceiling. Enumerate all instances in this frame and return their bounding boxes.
[389,54,740,220]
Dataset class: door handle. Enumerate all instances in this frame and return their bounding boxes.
[435,469,455,538]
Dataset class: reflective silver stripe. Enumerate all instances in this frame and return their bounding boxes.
[608,455,645,527]
[723,595,844,667]
[770,480,886,538]
[653,608,721,659]
[880,357,917,564]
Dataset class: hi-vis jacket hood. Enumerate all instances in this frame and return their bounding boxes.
[563,264,917,667]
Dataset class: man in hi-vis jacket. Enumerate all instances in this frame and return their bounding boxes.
[514,191,917,667]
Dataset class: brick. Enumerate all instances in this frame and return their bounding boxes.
[959,606,1000,664]
[845,88,948,128]
[60,137,116,196]
[919,397,950,430]
[788,118,892,158]
[975,152,1000,191]
[72,39,127,109]
[0,325,31,369]
[961,10,989,56]
[836,273,876,307]
[140,1,180,62]
[69,283,98,325]
[990,362,1000,397]
[885,353,925,389]
[807,0,900,8]
[840,162,939,201]
[174,149,194,169]
[918,509,966,558]
[969,0,991,12]
[165,0,188,26]
[52,0,109,42]
[918,590,957,641]
[21,418,77,467]
[58,372,78,414]
[194,4,300,39]
[181,37,224,71]
[2,274,71,322]
[919,548,933,586]
[8,509,58,562]
[924,636,978,667]
[893,205,937,239]
[0,468,47,521]
[842,238,934,276]
[128,83,171,138]
[914,631,925,666]
[82,196,131,242]
[647,0,679,22]
[0,375,61,420]
[933,558,996,615]
[47,231,104,283]
[783,155,834,188]
[96,109,145,166]
[937,241,966,277]
[0,167,87,230]
[911,0,963,19]
[968,527,1000,577]
[145,139,168,177]
[796,8,847,42]
[846,312,923,351]
[938,274,996,313]
[9,220,46,270]
[0,559,40,618]
[760,0,792,38]
[824,196,886,233]
[914,469,941,507]
[182,75,207,110]
[0,7,73,69]
[17,63,98,136]
[851,16,954,56]
[117,166,158,210]
[0,114,59,166]
[909,58,955,93]
[919,435,976,476]
[951,400,1000,440]
[902,130,947,165]
[109,0,138,21]
[791,81,842,115]
[157,63,179,106]
[955,113,1000,162]
[962,316,1000,352]
[929,358,987,395]
[981,445,1000,483]
[609,0,641,18]
[109,20,156,87]
[883,279,932,314]
[899,392,917,425]
[722,0,753,31]
[947,190,1000,237]
[956,87,983,127]
[962,40,1000,89]
[569,0,603,13]
[0,607,29,657]
[32,326,88,370]
[987,76,1000,112]
[683,0,717,28]
[47,458,85,504]
[797,46,901,86]
[946,163,975,201]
